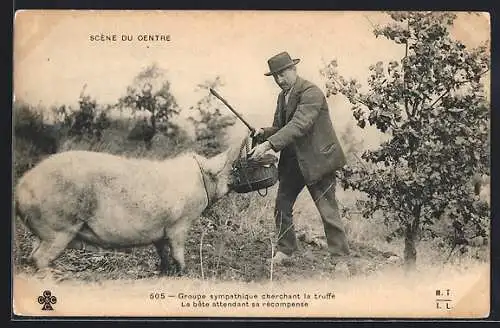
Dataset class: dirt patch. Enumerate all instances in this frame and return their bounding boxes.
[13,217,402,284]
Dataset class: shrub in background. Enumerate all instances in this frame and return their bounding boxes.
[118,64,181,149]
[188,77,236,157]
[13,101,59,180]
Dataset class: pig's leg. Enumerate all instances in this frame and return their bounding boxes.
[153,238,171,274]
[28,237,41,264]
[166,220,189,276]
[31,222,84,270]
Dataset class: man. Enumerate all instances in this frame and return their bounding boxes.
[250,51,350,264]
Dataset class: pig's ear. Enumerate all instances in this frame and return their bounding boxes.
[225,128,251,161]
[222,135,249,172]
[227,143,243,165]
[217,147,239,177]
[202,134,248,177]
[200,148,232,177]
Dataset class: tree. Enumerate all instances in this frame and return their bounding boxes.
[188,77,236,157]
[118,63,180,148]
[321,12,490,269]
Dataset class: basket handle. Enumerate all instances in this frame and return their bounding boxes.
[257,188,268,197]
[240,134,252,159]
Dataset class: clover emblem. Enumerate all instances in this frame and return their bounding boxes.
[37,290,57,311]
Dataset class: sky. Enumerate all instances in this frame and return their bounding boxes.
[13,11,490,149]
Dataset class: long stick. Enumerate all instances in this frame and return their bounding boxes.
[269,236,274,283]
[200,231,205,280]
[210,88,256,134]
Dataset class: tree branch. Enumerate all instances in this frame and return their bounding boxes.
[427,68,490,110]
[403,22,411,119]
[330,75,373,109]
[353,152,370,171]
[406,26,430,115]
[428,89,451,111]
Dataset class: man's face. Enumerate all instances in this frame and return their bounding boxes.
[273,66,297,91]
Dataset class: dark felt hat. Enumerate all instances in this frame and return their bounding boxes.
[264,52,300,76]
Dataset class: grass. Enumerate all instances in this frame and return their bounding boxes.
[12,105,489,285]
[13,179,488,284]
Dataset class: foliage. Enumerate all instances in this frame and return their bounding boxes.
[188,77,236,157]
[13,101,59,179]
[118,63,180,147]
[55,88,112,141]
[14,101,59,153]
[321,12,490,267]
[13,56,490,282]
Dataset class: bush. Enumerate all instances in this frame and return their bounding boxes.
[57,94,112,141]
[13,102,59,179]
[188,77,236,157]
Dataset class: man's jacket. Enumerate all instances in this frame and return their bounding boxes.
[262,76,346,185]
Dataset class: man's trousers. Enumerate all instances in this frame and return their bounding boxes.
[274,155,350,256]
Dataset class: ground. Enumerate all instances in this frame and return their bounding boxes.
[12,186,486,284]
[12,182,491,318]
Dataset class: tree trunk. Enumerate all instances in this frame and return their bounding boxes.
[404,213,420,271]
[404,224,418,270]
[150,109,157,135]
[147,106,156,151]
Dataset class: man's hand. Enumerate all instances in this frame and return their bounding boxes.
[252,128,265,138]
[249,140,272,160]
[251,128,267,145]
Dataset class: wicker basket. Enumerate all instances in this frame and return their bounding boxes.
[229,137,278,194]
